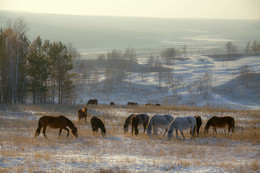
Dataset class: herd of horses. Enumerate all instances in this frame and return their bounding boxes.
[34,106,235,139]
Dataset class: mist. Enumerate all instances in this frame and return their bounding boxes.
[1,10,260,56]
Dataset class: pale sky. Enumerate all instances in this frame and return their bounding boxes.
[1,0,260,20]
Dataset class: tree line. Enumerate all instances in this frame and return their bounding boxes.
[0,19,76,104]
[226,41,260,56]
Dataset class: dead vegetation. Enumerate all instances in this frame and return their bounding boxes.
[0,104,259,172]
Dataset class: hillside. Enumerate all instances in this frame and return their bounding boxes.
[76,55,260,110]
[214,73,260,106]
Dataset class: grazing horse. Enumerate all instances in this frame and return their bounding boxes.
[35,115,78,138]
[90,116,106,137]
[78,107,87,122]
[110,102,115,106]
[123,114,149,133]
[193,115,202,137]
[127,102,138,106]
[147,114,174,136]
[168,116,196,139]
[131,115,139,135]
[87,99,98,105]
[204,116,235,134]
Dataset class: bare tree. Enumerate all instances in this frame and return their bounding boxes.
[225,42,237,56]
[246,41,251,55]
[239,64,251,88]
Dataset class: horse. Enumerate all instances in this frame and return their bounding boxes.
[131,115,139,135]
[193,115,202,137]
[87,99,98,105]
[35,115,78,138]
[90,116,106,137]
[168,116,196,140]
[147,114,174,136]
[78,107,87,122]
[127,102,138,106]
[123,114,149,133]
[204,116,235,134]
[110,102,115,106]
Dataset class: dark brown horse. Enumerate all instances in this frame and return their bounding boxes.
[127,102,138,106]
[110,102,115,106]
[78,107,87,122]
[123,114,149,133]
[193,115,202,137]
[87,99,98,105]
[35,115,78,138]
[90,116,106,137]
[204,116,235,134]
[131,115,139,135]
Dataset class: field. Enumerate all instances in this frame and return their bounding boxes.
[0,104,259,172]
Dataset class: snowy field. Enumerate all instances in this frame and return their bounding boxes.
[79,54,260,110]
[0,104,259,172]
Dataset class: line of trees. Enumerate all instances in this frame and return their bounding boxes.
[0,19,75,104]
[226,41,260,56]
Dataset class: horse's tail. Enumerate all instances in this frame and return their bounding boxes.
[231,118,235,133]
[35,118,42,137]
[147,116,153,135]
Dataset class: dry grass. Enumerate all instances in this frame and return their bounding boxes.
[0,104,259,172]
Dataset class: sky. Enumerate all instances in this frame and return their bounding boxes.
[1,0,260,20]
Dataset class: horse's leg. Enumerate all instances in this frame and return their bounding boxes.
[213,127,217,134]
[65,128,70,137]
[228,125,231,134]
[143,123,146,133]
[180,130,185,140]
[163,128,167,136]
[197,126,200,137]
[42,125,47,138]
[59,129,62,137]
[175,129,178,139]
[191,127,195,139]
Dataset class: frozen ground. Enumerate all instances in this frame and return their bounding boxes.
[0,105,259,172]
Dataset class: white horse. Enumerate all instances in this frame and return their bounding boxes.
[167,116,196,139]
[147,114,174,136]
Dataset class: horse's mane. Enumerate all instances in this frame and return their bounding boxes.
[205,116,216,130]
[60,115,76,129]
[124,114,133,128]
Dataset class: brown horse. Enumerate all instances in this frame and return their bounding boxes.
[87,99,98,105]
[131,115,139,135]
[194,115,202,137]
[90,116,106,137]
[35,115,78,138]
[78,107,87,122]
[204,116,235,134]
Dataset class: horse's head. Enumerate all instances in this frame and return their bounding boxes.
[72,127,78,138]
[124,126,128,133]
[204,126,209,134]
[101,128,106,137]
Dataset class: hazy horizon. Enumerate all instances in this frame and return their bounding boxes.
[1,0,260,20]
[1,10,260,57]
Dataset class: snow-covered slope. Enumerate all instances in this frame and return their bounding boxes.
[78,55,260,110]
